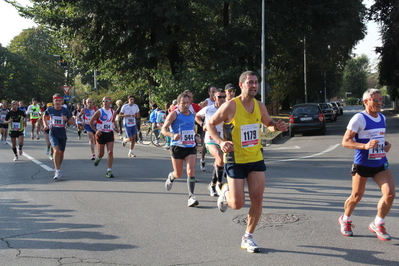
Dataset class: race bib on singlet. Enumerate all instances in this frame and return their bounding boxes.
[12,122,21,131]
[97,121,113,132]
[368,136,386,160]
[126,117,136,126]
[51,116,64,128]
[32,112,39,117]
[240,123,259,148]
[0,114,5,122]
[181,129,195,146]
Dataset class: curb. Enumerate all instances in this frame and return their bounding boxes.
[261,131,286,146]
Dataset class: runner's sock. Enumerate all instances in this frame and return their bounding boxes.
[343,215,351,222]
[187,176,195,195]
[216,166,224,183]
[374,216,384,225]
[212,169,217,184]
[244,232,253,238]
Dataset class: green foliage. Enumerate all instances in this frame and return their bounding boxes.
[6,27,66,102]
[5,0,367,107]
[346,97,360,106]
[369,1,399,101]
[342,55,369,99]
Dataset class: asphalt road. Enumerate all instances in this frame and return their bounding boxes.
[0,106,398,266]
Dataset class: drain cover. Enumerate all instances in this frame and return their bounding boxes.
[233,213,309,228]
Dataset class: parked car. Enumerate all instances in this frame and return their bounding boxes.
[318,103,337,122]
[328,102,340,118]
[334,101,344,115]
[289,103,326,137]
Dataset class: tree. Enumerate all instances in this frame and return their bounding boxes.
[7,27,66,102]
[342,55,369,98]
[10,0,366,108]
[369,1,399,102]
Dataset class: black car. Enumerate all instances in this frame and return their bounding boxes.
[318,103,337,122]
[289,103,326,137]
[334,101,344,115]
[328,102,340,117]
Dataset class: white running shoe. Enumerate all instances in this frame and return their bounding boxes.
[207,183,218,197]
[165,172,174,191]
[217,183,229,212]
[14,155,18,161]
[188,196,199,207]
[241,236,260,253]
[200,161,206,171]
[128,151,136,157]
[53,171,62,180]
[19,148,23,156]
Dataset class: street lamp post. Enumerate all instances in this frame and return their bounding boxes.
[324,71,327,103]
[303,37,307,103]
[261,0,265,105]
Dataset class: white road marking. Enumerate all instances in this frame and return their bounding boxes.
[23,152,54,171]
[270,145,301,150]
[4,136,54,171]
[267,143,340,163]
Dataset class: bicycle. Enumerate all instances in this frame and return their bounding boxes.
[137,120,152,145]
[150,127,166,147]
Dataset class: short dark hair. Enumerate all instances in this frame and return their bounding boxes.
[177,93,190,103]
[215,88,225,94]
[225,83,236,91]
[127,95,135,100]
[239,71,258,83]
[208,85,217,93]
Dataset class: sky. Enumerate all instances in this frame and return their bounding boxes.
[0,0,382,65]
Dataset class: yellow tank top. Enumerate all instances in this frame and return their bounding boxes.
[223,97,263,164]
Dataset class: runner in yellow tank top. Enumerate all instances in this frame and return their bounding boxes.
[223,97,263,164]
[207,71,287,253]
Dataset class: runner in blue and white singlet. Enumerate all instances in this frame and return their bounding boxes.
[340,88,395,241]
[78,98,97,160]
[162,93,199,207]
[89,96,120,178]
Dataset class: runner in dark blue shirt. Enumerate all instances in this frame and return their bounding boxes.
[43,93,74,180]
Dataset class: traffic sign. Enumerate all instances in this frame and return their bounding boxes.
[62,85,71,94]
[63,95,71,102]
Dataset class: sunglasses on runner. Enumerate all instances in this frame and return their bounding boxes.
[369,97,382,102]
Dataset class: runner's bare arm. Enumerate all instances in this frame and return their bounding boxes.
[259,102,287,131]
[161,111,178,139]
[89,110,100,132]
[342,129,379,150]
[207,100,234,145]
